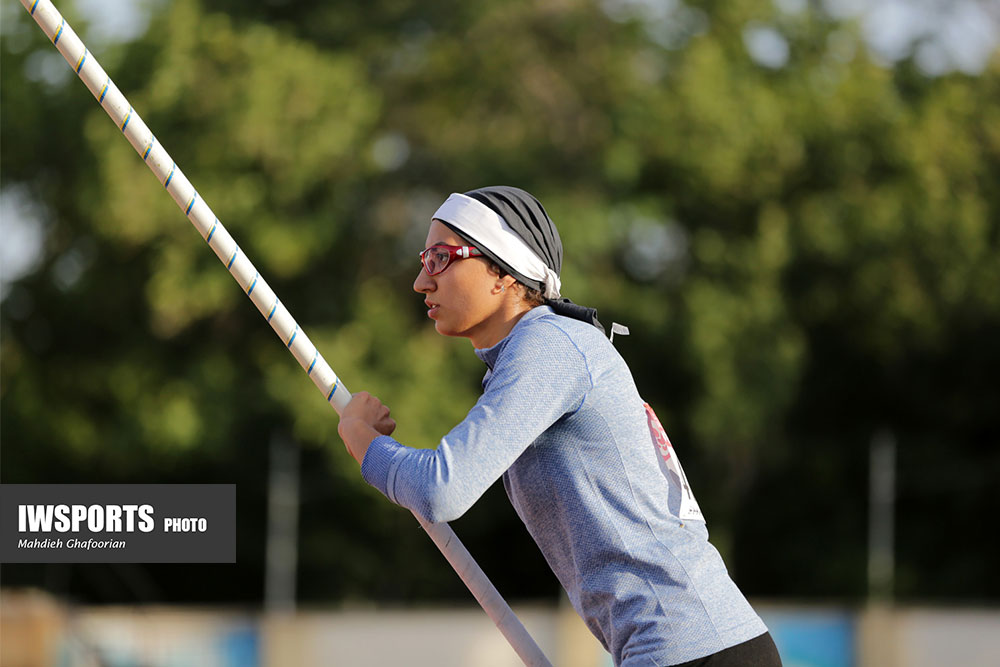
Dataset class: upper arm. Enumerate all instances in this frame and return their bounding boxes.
[389,322,592,522]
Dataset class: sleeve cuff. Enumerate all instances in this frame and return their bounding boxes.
[360,435,406,503]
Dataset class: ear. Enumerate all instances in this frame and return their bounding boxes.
[491,275,516,296]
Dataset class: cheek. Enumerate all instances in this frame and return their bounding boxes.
[436,274,493,330]
[441,289,479,325]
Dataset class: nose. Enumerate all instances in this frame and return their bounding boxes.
[413,266,434,294]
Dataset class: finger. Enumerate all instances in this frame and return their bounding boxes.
[377,418,396,436]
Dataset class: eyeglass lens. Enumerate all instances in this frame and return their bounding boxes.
[422,247,451,275]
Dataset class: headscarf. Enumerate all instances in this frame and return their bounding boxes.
[431,185,604,332]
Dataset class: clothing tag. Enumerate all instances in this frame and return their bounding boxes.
[609,322,630,343]
[643,403,704,522]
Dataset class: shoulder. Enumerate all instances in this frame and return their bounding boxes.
[483,309,598,399]
[501,308,606,368]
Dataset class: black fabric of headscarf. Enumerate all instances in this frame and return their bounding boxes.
[447,185,604,334]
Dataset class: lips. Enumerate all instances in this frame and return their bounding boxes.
[425,299,440,319]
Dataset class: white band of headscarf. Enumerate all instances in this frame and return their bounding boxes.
[432,193,562,299]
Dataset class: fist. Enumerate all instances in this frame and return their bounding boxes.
[338,391,396,465]
[342,391,396,436]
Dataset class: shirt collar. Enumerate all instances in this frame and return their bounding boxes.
[474,305,553,371]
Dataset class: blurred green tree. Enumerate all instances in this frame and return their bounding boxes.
[2,0,998,605]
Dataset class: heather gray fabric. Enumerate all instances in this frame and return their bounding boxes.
[361,306,768,665]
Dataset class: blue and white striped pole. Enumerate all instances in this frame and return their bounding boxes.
[19,2,552,664]
[22,0,347,412]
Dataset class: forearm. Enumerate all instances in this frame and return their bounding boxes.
[338,417,381,465]
[358,319,591,522]
[360,434,488,523]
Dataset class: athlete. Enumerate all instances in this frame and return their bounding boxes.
[338,186,782,666]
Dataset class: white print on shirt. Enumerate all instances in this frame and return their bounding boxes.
[644,403,705,522]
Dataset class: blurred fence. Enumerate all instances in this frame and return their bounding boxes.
[2,588,999,667]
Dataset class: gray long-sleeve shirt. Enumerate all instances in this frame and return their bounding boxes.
[361,306,767,665]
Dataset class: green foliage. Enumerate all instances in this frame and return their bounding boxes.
[2,0,998,604]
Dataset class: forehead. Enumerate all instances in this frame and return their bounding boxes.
[425,219,464,247]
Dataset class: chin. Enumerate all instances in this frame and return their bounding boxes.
[434,320,470,340]
[434,321,458,337]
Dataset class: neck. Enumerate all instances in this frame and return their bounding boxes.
[470,302,534,349]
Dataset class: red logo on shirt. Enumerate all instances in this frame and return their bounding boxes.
[644,402,673,462]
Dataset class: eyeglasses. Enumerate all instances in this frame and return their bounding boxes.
[419,244,484,276]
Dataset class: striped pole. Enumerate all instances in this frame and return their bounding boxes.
[19,2,552,665]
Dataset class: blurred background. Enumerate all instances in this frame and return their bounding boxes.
[2,0,999,665]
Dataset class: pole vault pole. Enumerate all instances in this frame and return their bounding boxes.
[19,2,551,664]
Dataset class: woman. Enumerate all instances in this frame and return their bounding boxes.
[338,186,782,666]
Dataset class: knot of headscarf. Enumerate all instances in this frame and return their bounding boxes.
[431,185,604,333]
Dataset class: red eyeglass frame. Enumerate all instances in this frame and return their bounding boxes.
[419,244,484,276]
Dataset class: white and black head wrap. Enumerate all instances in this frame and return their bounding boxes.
[432,185,604,332]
